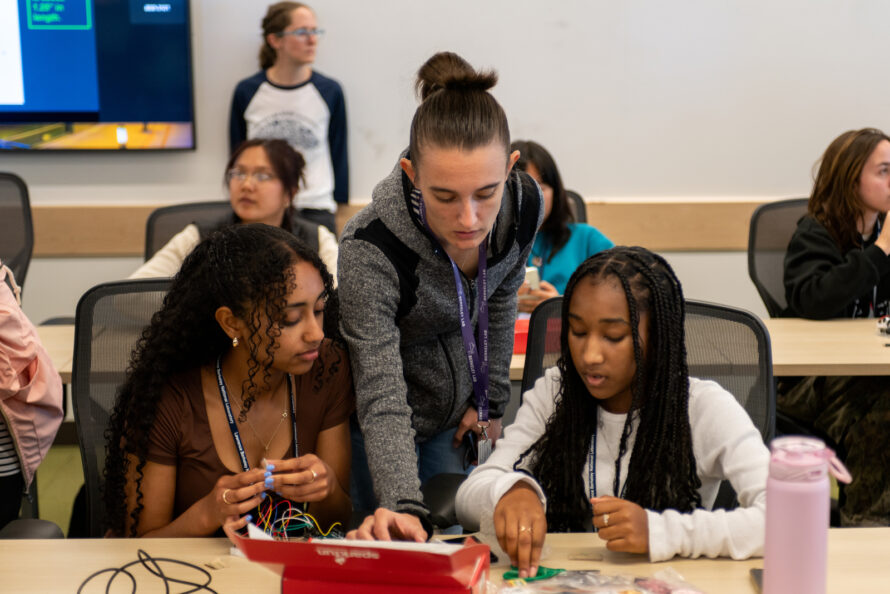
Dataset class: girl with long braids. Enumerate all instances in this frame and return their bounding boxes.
[456,246,768,576]
[104,224,354,537]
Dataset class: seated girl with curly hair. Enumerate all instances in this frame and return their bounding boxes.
[104,223,354,537]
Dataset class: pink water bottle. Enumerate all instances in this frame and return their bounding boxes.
[763,436,851,594]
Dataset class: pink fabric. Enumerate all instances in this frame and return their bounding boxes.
[0,265,63,487]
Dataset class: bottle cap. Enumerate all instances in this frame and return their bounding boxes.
[768,436,851,484]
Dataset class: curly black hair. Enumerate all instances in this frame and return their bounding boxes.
[516,246,702,532]
[103,223,340,537]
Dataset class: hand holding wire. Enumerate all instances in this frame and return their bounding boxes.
[263,454,334,503]
[205,468,266,532]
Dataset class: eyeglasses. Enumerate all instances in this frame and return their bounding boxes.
[226,169,277,184]
[278,27,325,40]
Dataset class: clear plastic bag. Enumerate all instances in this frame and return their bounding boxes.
[493,567,705,593]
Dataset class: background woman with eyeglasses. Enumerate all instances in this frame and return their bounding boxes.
[131,138,338,279]
[229,2,348,235]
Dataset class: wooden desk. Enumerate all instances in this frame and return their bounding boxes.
[37,323,74,383]
[41,318,890,387]
[762,317,889,376]
[0,537,280,592]
[528,529,890,593]
[511,318,890,381]
[1,529,888,592]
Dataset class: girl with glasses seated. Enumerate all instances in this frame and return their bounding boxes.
[106,224,354,537]
[230,2,347,234]
[131,138,338,281]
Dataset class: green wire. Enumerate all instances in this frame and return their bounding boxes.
[502,565,565,581]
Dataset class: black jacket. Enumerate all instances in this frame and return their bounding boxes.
[784,215,890,319]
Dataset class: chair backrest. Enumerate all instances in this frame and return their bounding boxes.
[0,173,34,287]
[520,297,564,396]
[684,299,775,509]
[565,189,588,223]
[144,201,231,260]
[684,300,775,444]
[72,278,171,537]
[748,198,808,317]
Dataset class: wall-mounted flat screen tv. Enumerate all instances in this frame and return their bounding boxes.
[0,0,195,151]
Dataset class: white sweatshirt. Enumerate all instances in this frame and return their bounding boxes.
[456,368,769,561]
[130,223,339,284]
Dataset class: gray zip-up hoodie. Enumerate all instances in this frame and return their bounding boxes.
[338,154,543,517]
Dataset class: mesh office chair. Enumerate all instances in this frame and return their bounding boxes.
[518,297,775,510]
[144,201,231,260]
[684,299,775,509]
[72,279,171,537]
[747,198,808,317]
[747,198,843,522]
[520,297,564,397]
[0,173,34,289]
[565,190,588,223]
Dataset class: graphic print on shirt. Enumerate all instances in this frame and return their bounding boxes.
[254,111,321,152]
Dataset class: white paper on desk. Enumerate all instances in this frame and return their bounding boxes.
[313,538,464,555]
[238,527,464,555]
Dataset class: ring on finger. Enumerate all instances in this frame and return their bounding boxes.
[519,525,532,534]
[603,513,610,527]
[310,469,318,483]
[222,489,231,505]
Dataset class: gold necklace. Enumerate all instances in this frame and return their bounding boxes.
[239,379,291,453]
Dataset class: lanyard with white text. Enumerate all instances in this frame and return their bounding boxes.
[215,356,298,472]
[414,189,492,463]
[588,423,627,532]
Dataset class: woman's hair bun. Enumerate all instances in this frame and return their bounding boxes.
[416,51,498,101]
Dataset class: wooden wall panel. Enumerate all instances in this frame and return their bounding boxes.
[31,200,767,257]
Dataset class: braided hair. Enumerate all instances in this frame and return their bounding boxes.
[517,246,701,532]
[103,224,340,537]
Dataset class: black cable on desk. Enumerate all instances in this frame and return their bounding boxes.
[76,549,218,594]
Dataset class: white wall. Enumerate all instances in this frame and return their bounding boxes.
[5,0,890,205]
[11,0,883,319]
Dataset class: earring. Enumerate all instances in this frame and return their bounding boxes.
[232,337,239,348]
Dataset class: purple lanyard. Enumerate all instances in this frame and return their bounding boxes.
[414,190,491,423]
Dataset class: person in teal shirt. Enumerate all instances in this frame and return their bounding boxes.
[513,140,613,313]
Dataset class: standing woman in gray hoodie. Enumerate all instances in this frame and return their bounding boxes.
[338,52,543,540]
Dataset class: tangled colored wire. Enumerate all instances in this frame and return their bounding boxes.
[252,492,343,540]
